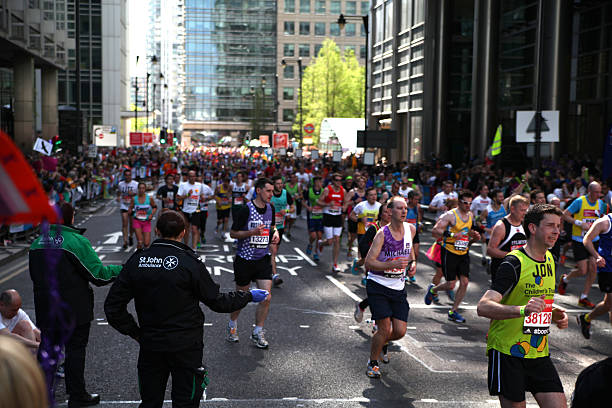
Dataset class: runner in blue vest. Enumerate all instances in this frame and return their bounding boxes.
[270,175,294,287]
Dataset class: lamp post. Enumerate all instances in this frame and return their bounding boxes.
[133,77,139,131]
[533,0,544,169]
[145,72,150,133]
[337,13,369,138]
[281,58,303,143]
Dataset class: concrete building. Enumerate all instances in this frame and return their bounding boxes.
[276,0,367,134]
[0,0,73,151]
[374,0,612,165]
[57,0,129,146]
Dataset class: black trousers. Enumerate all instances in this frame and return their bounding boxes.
[137,347,205,408]
[39,322,91,399]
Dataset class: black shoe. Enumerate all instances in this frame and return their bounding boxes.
[122,243,128,250]
[577,313,591,339]
[68,393,100,407]
[481,258,487,266]
[129,237,134,247]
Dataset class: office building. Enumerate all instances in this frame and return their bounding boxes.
[0,0,73,150]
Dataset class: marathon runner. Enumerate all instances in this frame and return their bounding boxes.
[117,169,138,250]
[480,189,508,263]
[270,175,294,286]
[345,176,367,258]
[404,190,422,283]
[558,182,605,308]
[487,195,528,281]
[231,171,249,216]
[129,182,157,250]
[176,170,205,249]
[156,174,179,212]
[578,212,612,339]
[349,187,380,275]
[425,190,480,323]
[284,174,301,238]
[197,177,214,247]
[477,204,568,408]
[304,176,324,263]
[428,181,457,219]
[214,176,232,239]
[228,178,279,349]
[363,196,416,378]
[471,184,492,266]
[318,173,346,273]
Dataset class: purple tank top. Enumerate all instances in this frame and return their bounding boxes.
[236,201,273,260]
[370,224,412,279]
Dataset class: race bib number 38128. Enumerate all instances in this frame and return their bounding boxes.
[523,298,553,335]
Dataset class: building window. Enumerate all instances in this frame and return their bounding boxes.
[283,108,295,121]
[330,24,341,36]
[374,6,383,43]
[346,1,356,14]
[361,24,366,37]
[284,22,295,35]
[300,0,310,13]
[401,0,411,31]
[299,44,310,57]
[414,0,424,24]
[284,43,295,56]
[361,1,369,14]
[315,44,323,56]
[410,115,422,162]
[299,22,310,35]
[330,0,341,13]
[315,0,325,13]
[360,45,366,58]
[384,0,393,40]
[315,22,326,35]
[283,87,294,100]
[285,0,295,12]
[345,23,356,36]
[284,65,295,79]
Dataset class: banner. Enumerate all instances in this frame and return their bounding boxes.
[259,135,270,147]
[33,137,53,156]
[94,125,118,147]
[130,132,143,146]
[143,132,153,144]
[273,133,289,149]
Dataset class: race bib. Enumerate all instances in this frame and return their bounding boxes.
[454,236,469,251]
[248,221,270,248]
[582,219,596,237]
[122,195,131,204]
[275,212,285,228]
[382,268,405,279]
[365,217,375,228]
[329,205,342,215]
[234,196,244,205]
[221,198,230,206]
[135,210,148,220]
[312,206,323,215]
[523,298,553,335]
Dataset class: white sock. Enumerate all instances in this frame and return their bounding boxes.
[228,320,237,329]
[253,325,263,335]
[563,276,569,283]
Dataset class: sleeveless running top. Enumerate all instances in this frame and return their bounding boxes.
[308,187,323,220]
[405,205,418,226]
[597,214,612,273]
[487,248,556,359]
[570,195,604,241]
[368,222,413,291]
[236,201,273,260]
[270,190,288,229]
[442,209,473,255]
[490,218,527,277]
[485,204,507,239]
[324,185,344,216]
[216,184,231,210]
[133,195,152,221]
[232,183,248,206]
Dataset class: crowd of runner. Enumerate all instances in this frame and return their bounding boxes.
[9,145,611,406]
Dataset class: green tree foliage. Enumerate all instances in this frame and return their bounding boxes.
[293,39,364,145]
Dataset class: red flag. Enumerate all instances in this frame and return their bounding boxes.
[0,131,59,224]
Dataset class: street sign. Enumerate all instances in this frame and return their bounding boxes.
[143,132,153,144]
[259,135,270,147]
[303,136,313,145]
[363,151,375,165]
[130,132,143,146]
[311,150,319,159]
[273,133,289,149]
[279,148,287,156]
[295,148,302,158]
[516,111,559,142]
[33,137,53,156]
[332,150,342,162]
[87,145,98,158]
[94,125,118,147]
[304,123,315,134]
[357,130,397,148]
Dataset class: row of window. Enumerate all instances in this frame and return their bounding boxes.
[284,0,369,15]
[283,43,365,58]
[283,21,365,36]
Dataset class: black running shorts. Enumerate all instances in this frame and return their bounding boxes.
[233,254,273,286]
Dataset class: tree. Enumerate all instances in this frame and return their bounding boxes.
[293,39,365,145]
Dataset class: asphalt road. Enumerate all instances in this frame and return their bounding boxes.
[2,199,611,407]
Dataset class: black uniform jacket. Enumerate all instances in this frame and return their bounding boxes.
[104,239,252,351]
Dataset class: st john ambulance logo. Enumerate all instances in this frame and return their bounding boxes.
[163,256,178,270]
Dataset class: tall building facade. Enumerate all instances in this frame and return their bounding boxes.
[57,0,129,146]
[377,0,612,164]
[276,0,367,133]
[180,0,277,141]
[0,0,73,150]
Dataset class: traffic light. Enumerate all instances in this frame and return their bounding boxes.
[159,128,167,144]
[52,135,62,152]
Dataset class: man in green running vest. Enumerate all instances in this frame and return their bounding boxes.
[477,204,569,408]
[284,174,301,238]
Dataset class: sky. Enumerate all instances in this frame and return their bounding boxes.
[128,0,148,77]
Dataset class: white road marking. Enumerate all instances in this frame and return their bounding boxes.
[325,275,362,302]
[282,234,290,242]
[103,231,123,245]
[294,247,317,266]
[98,255,106,261]
[276,265,300,276]
[407,326,417,330]
[0,265,28,284]
[97,322,109,325]
[204,323,213,326]
[299,325,310,328]
[349,325,360,330]
[223,245,229,252]
[394,341,457,373]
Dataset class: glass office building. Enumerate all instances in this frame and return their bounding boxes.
[183,0,276,137]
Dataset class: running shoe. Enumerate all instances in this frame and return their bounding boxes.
[560,255,566,265]
[366,361,381,378]
[129,237,134,247]
[558,274,568,295]
[313,253,320,263]
[226,324,239,343]
[332,264,341,273]
[381,343,389,364]
[122,243,128,250]
[578,297,595,309]
[481,258,487,266]
[361,276,367,286]
[424,284,436,305]
[372,324,378,334]
[251,330,269,349]
[446,289,455,302]
[318,239,325,252]
[196,242,201,249]
[354,303,364,323]
[272,274,283,287]
[201,238,206,245]
[448,310,466,323]
[406,275,416,283]
[351,258,359,275]
[306,244,313,255]
[577,314,591,339]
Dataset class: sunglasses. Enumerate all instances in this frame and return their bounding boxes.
[461,200,472,206]
[334,178,342,182]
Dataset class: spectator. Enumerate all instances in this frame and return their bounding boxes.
[0,289,40,350]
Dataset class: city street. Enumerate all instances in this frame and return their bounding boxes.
[2,199,611,408]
